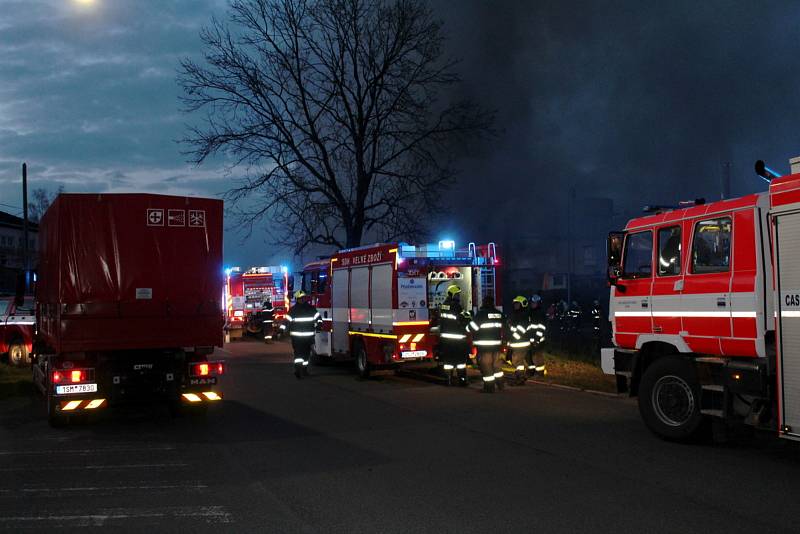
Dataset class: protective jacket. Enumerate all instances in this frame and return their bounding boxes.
[439,296,469,342]
[469,305,506,351]
[283,302,321,343]
[528,307,547,346]
[508,307,532,349]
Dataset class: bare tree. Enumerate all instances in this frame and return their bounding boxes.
[28,186,64,223]
[179,0,492,253]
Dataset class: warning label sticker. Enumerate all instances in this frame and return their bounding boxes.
[147,209,164,226]
[188,210,206,227]
[168,209,185,227]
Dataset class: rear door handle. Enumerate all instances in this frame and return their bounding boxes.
[717,297,727,307]
[641,300,649,308]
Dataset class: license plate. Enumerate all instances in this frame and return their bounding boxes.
[189,377,217,386]
[401,350,427,359]
[55,383,98,395]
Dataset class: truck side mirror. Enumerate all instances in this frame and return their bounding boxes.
[607,232,625,283]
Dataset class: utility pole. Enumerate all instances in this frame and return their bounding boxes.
[22,163,29,275]
[566,186,575,305]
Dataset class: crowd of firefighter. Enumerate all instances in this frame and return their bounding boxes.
[277,286,605,392]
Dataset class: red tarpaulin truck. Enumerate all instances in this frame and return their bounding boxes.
[31,194,225,426]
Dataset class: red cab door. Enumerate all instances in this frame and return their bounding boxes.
[681,215,733,355]
[613,229,654,349]
[651,224,684,336]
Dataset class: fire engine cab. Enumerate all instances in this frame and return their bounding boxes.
[602,157,800,441]
[0,294,34,366]
[224,266,292,339]
[301,241,502,377]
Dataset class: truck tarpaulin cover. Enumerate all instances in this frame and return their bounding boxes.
[37,194,224,353]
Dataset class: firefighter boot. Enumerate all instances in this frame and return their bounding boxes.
[482,379,495,393]
[495,373,505,391]
[294,358,303,379]
[515,370,526,386]
[302,361,310,377]
[457,367,468,387]
[443,365,455,386]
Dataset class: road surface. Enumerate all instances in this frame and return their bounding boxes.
[1,339,799,533]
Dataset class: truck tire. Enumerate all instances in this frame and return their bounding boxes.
[354,341,370,378]
[8,341,30,367]
[638,356,704,441]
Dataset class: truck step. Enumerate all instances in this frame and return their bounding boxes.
[701,384,724,392]
[701,409,725,418]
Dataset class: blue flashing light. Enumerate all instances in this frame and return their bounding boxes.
[439,240,455,250]
[224,267,233,276]
[281,265,288,273]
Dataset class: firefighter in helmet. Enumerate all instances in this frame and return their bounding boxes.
[528,294,547,376]
[262,298,275,343]
[469,295,508,393]
[508,295,532,386]
[280,290,321,379]
[438,284,470,387]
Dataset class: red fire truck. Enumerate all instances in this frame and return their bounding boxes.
[0,294,35,366]
[301,241,502,377]
[224,266,291,339]
[602,157,800,441]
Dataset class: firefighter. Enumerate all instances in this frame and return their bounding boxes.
[262,298,275,343]
[438,284,470,387]
[281,291,321,379]
[469,295,507,393]
[507,296,532,386]
[528,294,547,376]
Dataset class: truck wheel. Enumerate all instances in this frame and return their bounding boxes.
[638,356,704,441]
[355,342,370,378]
[8,342,30,367]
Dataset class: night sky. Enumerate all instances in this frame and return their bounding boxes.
[2,0,799,268]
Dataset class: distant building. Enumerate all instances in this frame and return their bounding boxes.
[501,196,628,305]
[0,211,38,270]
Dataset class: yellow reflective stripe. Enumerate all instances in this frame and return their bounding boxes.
[349,331,398,339]
[412,333,424,343]
[182,393,202,403]
[61,400,82,411]
[399,334,412,343]
[202,391,222,401]
[85,399,106,410]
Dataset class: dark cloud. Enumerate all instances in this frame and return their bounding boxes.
[3,0,800,269]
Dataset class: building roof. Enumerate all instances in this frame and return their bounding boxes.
[0,210,38,232]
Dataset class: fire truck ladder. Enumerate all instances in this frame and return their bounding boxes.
[479,266,495,302]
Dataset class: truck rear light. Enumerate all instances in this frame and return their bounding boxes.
[70,370,84,383]
[52,371,63,383]
[190,361,224,377]
[234,310,244,317]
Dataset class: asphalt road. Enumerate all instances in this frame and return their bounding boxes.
[2,340,800,533]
